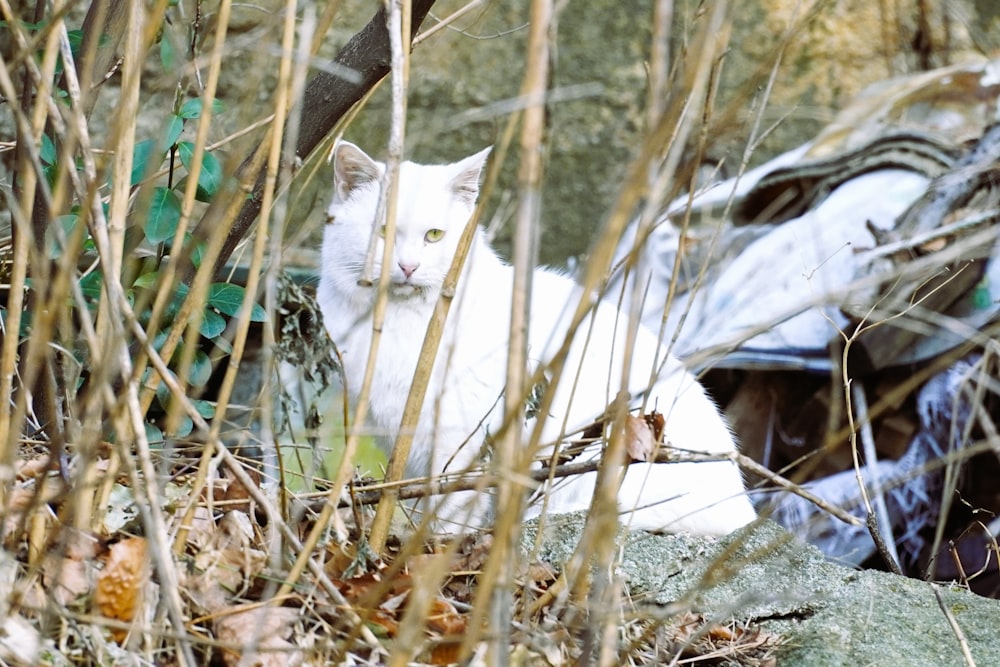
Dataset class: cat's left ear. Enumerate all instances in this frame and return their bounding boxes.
[449,146,492,205]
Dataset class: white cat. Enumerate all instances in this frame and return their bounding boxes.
[316,142,757,536]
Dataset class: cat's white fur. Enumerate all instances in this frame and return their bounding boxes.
[317,142,757,535]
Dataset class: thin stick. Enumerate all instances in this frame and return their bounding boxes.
[647,0,673,125]
[487,0,551,662]
[280,0,429,604]
[412,0,485,45]
[349,0,412,557]
[852,382,901,571]
[932,585,978,667]
[0,0,62,465]
[98,0,143,383]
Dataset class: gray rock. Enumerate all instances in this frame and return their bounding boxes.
[523,514,1000,666]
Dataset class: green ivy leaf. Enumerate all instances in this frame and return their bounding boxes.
[165,283,190,319]
[67,29,84,55]
[206,283,266,321]
[177,142,222,202]
[159,33,175,69]
[211,335,233,355]
[132,271,159,290]
[145,187,182,243]
[189,350,213,387]
[206,283,244,316]
[0,307,33,338]
[161,114,184,150]
[249,302,267,322]
[190,398,215,418]
[130,139,159,186]
[144,421,164,446]
[40,133,57,165]
[43,164,59,190]
[199,308,226,339]
[151,329,171,353]
[47,214,79,259]
[189,237,206,268]
[79,270,103,302]
[168,415,194,438]
[0,20,46,30]
[178,97,224,119]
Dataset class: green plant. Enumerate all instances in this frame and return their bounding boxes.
[36,91,265,442]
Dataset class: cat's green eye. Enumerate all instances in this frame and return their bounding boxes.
[424,228,445,243]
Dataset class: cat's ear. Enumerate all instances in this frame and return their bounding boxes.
[449,146,492,206]
[333,142,382,201]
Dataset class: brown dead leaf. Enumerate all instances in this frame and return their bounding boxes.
[663,612,780,665]
[336,570,412,601]
[182,506,220,551]
[428,637,463,666]
[94,536,148,642]
[187,512,267,613]
[221,467,259,513]
[645,410,665,442]
[324,540,379,580]
[426,597,465,635]
[16,456,51,480]
[44,555,91,607]
[334,567,471,647]
[625,414,657,462]
[706,622,738,641]
[4,472,66,541]
[41,529,100,607]
[526,560,557,586]
[215,605,302,667]
[451,532,492,573]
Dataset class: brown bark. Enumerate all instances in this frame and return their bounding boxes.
[209,0,438,275]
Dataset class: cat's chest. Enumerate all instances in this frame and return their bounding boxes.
[337,301,437,397]
[339,292,511,428]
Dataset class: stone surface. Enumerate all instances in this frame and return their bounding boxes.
[524,514,1000,666]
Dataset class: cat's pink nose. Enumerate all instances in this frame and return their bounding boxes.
[398,262,419,279]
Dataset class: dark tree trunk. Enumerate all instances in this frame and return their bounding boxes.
[209,0,438,275]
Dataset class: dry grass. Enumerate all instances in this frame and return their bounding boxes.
[0,0,997,665]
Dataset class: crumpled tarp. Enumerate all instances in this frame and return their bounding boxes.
[610,58,1000,586]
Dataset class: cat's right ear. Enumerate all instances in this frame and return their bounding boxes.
[449,146,492,206]
[333,142,381,202]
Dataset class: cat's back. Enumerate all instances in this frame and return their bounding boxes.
[524,266,737,454]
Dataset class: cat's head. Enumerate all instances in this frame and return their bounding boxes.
[325,142,491,303]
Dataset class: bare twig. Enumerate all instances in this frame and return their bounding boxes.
[209,0,439,275]
[484,0,552,661]
[932,585,978,667]
[363,0,414,560]
[851,382,902,573]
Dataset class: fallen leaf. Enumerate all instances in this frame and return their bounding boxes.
[625,414,657,462]
[426,597,465,634]
[526,561,557,586]
[94,536,148,642]
[215,605,302,667]
[0,614,41,664]
[188,512,267,613]
[16,456,51,480]
[429,638,463,666]
[42,529,100,607]
[222,467,259,514]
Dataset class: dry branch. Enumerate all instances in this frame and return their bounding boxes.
[206,0,438,276]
